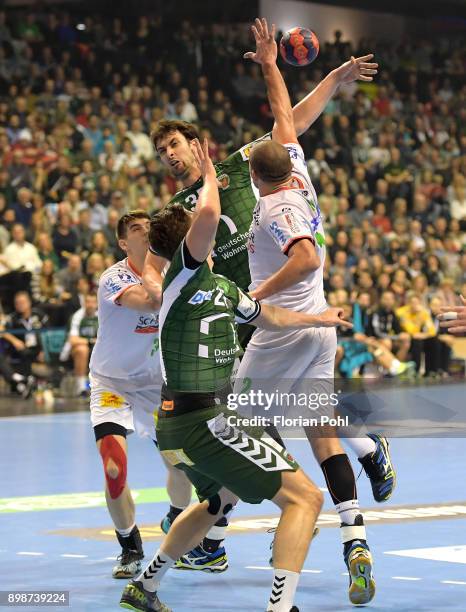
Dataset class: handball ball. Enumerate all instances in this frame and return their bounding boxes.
[280,27,319,66]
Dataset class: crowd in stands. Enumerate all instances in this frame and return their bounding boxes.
[0,9,465,393]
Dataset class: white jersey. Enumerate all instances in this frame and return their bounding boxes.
[89,258,160,382]
[247,142,326,315]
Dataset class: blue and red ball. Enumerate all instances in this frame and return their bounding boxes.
[280,27,319,66]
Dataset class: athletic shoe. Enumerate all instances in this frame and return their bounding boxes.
[268,527,319,567]
[267,608,299,612]
[15,375,35,399]
[113,549,145,579]
[393,360,416,377]
[120,580,171,611]
[359,434,396,502]
[344,541,376,605]
[113,527,144,579]
[174,545,228,572]
[160,515,172,535]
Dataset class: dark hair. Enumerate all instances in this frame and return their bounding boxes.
[149,204,191,260]
[116,209,150,239]
[150,119,199,151]
[249,140,292,184]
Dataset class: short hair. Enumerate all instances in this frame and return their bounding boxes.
[149,204,192,260]
[150,119,199,151]
[249,141,292,184]
[116,210,150,239]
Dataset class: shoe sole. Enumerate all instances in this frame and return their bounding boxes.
[120,600,143,611]
[374,436,396,503]
[173,562,228,573]
[348,552,376,605]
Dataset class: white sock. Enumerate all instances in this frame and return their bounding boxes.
[268,569,300,612]
[116,523,135,537]
[205,524,227,542]
[335,499,360,525]
[344,436,376,459]
[389,359,401,375]
[136,549,175,592]
[76,376,87,391]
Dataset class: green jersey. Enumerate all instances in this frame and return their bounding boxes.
[168,137,269,291]
[159,240,261,393]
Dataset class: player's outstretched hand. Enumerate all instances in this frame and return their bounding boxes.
[336,54,378,84]
[243,17,277,66]
[191,138,216,181]
[438,296,466,335]
[314,307,353,329]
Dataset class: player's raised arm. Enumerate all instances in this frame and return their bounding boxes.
[244,18,297,145]
[185,138,221,262]
[292,54,378,136]
[141,250,165,304]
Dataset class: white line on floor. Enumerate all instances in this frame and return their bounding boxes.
[392,576,422,581]
[245,566,322,574]
[17,551,44,556]
[442,580,466,585]
[60,553,88,558]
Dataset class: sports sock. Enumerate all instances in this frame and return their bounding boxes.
[344,436,376,459]
[267,569,299,612]
[321,454,366,546]
[116,523,136,538]
[115,524,143,554]
[202,503,235,552]
[203,516,228,553]
[136,549,175,592]
[76,376,87,392]
[167,504,184,522]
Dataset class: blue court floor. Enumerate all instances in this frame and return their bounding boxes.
[1,386,466,611]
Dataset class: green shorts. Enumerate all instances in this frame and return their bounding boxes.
[157,406,299,504]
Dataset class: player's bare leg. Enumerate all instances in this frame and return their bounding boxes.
[97,435,144,579]
[305,427,375,605]
[160,457,191,533]
[122,473,322,612]
[71,339,89,396]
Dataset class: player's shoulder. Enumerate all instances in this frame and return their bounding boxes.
[100,259,139,288]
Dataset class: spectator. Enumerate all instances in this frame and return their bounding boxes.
[66,292,98,396]
[78,189,108,231]
[396,292,437,374]
[0,291,48,393]
[35,231,60,269]
[3,223,42,274]
[52,213,78,267]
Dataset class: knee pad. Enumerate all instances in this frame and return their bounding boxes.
[99,436,127,500]
[207,494,222,515]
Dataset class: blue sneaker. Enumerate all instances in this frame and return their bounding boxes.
[174,545,228,572]
[344,541,376,605]
[359,434,396,502]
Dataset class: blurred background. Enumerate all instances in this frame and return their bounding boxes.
[0,0,464,406]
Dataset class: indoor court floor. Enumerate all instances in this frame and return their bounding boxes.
[1,381,466,611]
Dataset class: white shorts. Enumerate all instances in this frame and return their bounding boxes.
[234,327,337,430]
[89,372,162,440]
[237,326,337,382]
